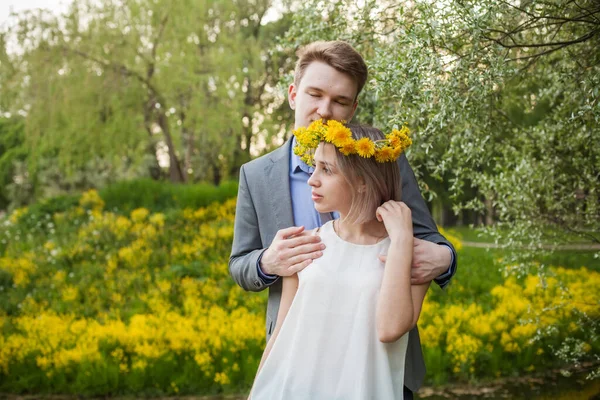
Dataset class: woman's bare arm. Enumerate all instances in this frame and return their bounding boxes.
[375,201,430,342]
[248,274,299,398]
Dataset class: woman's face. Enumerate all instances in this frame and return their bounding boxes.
[307,143,355,216]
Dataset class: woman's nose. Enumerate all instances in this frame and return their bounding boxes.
[308,173,318,187]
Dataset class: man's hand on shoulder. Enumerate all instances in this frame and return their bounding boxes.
[260,226,325,276]
[411,238,452,285]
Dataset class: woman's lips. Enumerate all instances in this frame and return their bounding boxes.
[311,193,323,201]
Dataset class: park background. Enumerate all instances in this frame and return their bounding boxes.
[0,0,599,398]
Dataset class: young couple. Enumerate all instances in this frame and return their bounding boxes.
[229,41,457,399]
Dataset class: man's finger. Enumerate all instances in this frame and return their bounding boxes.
[287,243,325,258]
[287,259,313,274]
[378,255,387,263]
[284,235,322,249]
[287,249,323,266]
[276,225,305,240]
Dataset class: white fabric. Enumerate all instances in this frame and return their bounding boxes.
[251,220,409,400]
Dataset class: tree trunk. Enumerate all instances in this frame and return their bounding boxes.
[143,99,162,180]
[157,111,185,183]
[212,164,222,186]
[184,128,194,181]
[485,193,495,226]
[179,108,193,182]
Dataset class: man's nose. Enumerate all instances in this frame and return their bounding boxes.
[317,100,333,120]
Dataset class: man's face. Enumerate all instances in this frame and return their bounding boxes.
[288,61,359,129]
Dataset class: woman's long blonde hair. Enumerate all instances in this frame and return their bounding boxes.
[334,124,402,224]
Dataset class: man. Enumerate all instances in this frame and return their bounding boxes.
[229,41,457,398]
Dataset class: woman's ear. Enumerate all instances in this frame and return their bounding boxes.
[357,179,367,194]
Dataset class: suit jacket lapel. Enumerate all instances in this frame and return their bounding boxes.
[265,138,294,230]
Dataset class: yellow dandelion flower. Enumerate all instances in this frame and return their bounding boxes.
[402,136,413,148]
[375,146,394,162]
[355,138,375,158]
[309,119,325,132]
[293,127,308,146]
[339,140,356,156]
[388,135,401,147]
[324,120,352,145]
[293,145,306,157]
[301,153,314,166]
[390,126,410,137]
[326,125,353,147]
[392,146,403,160]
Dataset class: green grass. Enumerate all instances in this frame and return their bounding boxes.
[447,225,599,246]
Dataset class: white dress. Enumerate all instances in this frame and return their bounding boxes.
[251,220,409,400]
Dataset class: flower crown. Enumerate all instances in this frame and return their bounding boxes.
[293,119,412,166]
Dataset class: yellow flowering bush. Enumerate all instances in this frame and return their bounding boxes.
[8,207,28,224]
[0,189,598,394]
[420,265,600,381]
[0,191,265,395]
[79,189,104,212]
[0,254,37,287]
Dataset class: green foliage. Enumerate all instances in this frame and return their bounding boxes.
[100,179,238,213]
[280,0,600,247]
[11,195,79,232]
[0,117,26,209]
[0,0,294,205]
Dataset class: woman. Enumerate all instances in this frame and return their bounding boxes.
[250,121,429,399]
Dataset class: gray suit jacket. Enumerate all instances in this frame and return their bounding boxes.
[229,138,456,392]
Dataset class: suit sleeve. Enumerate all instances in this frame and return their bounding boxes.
[398,154,458,288]
[229,164,277,292]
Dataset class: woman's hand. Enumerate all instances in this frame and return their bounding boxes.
[376,201,413,245]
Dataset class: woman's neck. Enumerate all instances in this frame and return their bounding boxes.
[334,216,388,245]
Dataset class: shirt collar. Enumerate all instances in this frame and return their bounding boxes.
[290,136,314,174]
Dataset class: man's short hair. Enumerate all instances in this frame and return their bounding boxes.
[294,41,368,101]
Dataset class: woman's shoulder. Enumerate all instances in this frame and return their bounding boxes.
[303,221,334,237]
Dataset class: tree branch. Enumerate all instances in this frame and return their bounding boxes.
[61,46,160,98]
[484,28,599,49]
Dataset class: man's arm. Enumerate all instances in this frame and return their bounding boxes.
[229,165,324,292]
[398,154,458,288]
[229,165,273,292]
